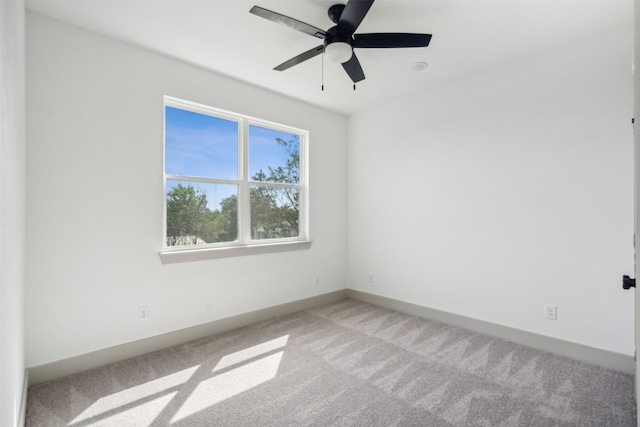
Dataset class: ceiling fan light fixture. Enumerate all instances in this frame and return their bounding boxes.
[325,42,353,63]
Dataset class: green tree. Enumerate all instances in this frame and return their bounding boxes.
[166,183,210,246]
[250,137,300,239]
[166,184,239,245]
[217,194,238,242]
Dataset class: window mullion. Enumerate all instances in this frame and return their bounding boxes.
[240,119,251,244]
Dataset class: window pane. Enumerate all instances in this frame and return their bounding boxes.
[166,180,238,246]
[165,107,238,179]
[250,186,300,240]
[248,125,299,184]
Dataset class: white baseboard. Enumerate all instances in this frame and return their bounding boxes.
[346,289,635,374]
[28,290,346,386]
[28,287,633,388]
[18,369,29,427]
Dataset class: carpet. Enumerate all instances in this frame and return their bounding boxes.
[26,298,636,426]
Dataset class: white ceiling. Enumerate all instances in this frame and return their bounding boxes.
[26,0,633,116]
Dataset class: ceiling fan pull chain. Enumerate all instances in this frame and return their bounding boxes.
[322,52,325,91]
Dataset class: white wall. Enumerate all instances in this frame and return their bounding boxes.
[348,26,635,356]
[0,0,26,425]
[26,12,347,368]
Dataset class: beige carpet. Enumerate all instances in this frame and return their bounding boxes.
[26,298,636,426]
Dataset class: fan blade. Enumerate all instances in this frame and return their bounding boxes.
[342,53,366,83]
[338,0,374,34]
[250,6,326,39]
[353,33,432,48]
[274,45,324,71]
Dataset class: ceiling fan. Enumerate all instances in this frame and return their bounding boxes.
[250,0,432,84]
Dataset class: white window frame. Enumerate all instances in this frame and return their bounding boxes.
[160,96,310,264]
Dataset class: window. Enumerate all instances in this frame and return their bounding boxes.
[162,96,308,259]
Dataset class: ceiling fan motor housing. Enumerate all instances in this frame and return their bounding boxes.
[324,26,353,49]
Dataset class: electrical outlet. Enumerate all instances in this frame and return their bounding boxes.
[368,274,374,284]
[544,305,557,320]
[139,305,149,322]
[315,275,320,285]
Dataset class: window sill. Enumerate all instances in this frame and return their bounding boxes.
[159,241,312,264]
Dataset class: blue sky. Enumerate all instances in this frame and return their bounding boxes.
[165,106,239,179]
[165,106,300,210]
[248,125,299,183]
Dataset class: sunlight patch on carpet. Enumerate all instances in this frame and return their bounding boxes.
[213,335,289,372]
[170,335,288,423]
[68,365,199,426]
